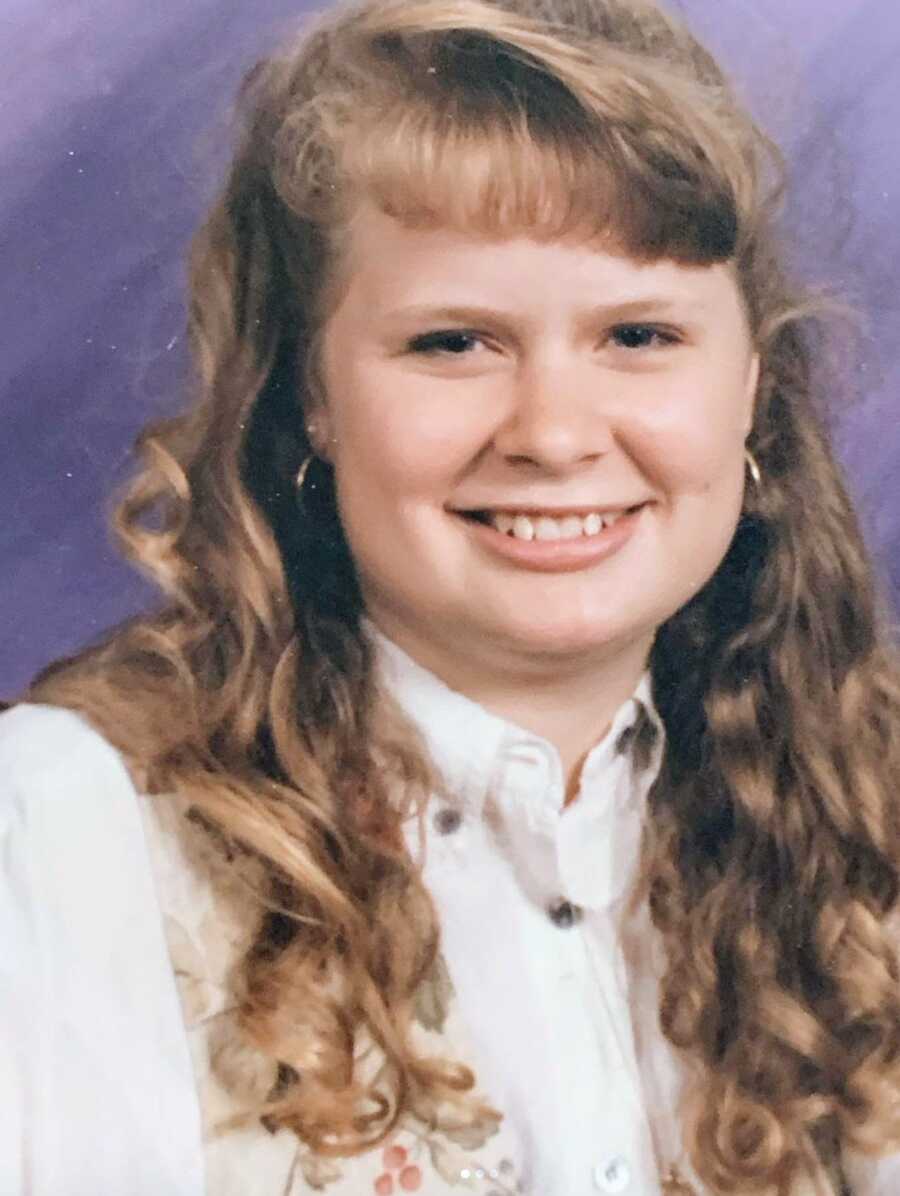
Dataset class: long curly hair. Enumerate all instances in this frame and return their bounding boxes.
[31,0,900,1189]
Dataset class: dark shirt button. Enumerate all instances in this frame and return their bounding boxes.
[433,806,463,835]
[548,899,582,929]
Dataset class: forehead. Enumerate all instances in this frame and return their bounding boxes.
[328,201,744,322]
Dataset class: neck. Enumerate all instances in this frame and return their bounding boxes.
[370,616,653,799]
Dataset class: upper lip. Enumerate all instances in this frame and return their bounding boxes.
[449,502,648,517]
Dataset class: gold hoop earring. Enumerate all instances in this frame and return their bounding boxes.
[296,454,313,490]
[744,449,762,488]
[295,454,320,515]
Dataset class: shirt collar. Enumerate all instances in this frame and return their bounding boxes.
[368,622,664,819]
[370,625,512,816]
[369,625,665,914]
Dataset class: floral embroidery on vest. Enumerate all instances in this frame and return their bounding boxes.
[291,1122,523,1194]
[285,955,524,1192]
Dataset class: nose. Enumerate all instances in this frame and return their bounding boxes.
[492,358,614,472]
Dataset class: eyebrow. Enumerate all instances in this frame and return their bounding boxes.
[381,297,710,329]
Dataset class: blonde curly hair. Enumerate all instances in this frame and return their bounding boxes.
[32,0,900,1190]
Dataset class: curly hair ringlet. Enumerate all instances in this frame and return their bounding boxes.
[30,0,900,1190]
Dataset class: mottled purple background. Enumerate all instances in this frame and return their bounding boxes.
[2,0,898,695]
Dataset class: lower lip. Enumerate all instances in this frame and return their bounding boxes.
[457,507,646,573]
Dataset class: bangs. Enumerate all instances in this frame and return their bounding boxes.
[332,30,739,262]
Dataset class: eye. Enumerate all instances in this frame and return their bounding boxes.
[609,323,680,351]
[406,329,485,356]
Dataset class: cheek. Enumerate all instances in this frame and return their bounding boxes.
[330,369,493,494]
[625,379,750,493]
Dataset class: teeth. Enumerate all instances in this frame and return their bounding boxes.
[559,516,584,539]
[534,517,561,542]
[512,515,535,541]
[486,510,627,541]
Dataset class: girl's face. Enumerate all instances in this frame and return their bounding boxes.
[316,204,759,676]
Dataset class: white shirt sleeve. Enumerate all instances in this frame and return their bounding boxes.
[0,704,204,1196]
[846,1150,900,1195]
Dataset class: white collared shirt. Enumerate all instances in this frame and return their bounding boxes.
[2,648,898,1194]
[375,631,676,1196]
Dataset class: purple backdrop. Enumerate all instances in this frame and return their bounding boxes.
[2,0,898,696]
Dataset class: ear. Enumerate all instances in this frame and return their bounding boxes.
[305,408,336,463]
[742,351,761,437]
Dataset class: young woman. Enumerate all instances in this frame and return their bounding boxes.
[3,1,899,1193]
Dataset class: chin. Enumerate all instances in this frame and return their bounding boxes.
[492,616,636,660]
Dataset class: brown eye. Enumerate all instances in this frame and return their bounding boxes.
[408,330,482,355]
[611,324,678,350]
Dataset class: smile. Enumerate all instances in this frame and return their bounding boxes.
[483,509,626,542]
[453,504,648,573]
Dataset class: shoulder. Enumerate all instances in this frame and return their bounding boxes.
[0,701,136,815]
[0,701,153,935]
[0,701,146,892]
[0,704,207,1193]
